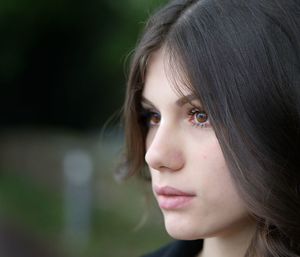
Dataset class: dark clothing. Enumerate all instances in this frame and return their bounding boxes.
[142,240,203,257]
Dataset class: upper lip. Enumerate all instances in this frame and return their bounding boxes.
[154,185,196,196]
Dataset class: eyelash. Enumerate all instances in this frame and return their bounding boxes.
[140,108,210,128]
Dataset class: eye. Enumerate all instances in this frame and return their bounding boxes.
[142,110,161,127]
[188,108,209,128]
[148,112,161,126]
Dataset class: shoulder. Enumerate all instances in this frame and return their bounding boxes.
[141,240,203,257]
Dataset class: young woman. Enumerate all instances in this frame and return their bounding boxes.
[121,0,300,256]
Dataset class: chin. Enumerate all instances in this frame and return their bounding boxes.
[164,215,202,240]
[165,226,202,240]
[162,212,226,240]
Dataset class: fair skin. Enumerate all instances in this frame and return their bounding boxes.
[142,48,256,257]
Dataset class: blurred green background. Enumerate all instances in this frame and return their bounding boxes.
[0,0,171,256]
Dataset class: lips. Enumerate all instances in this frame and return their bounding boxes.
[154,186,196,210]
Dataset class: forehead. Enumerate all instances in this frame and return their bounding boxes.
[143,48,192,99]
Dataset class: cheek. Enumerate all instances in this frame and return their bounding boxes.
[190,135,226,174]
[190,137,243,206]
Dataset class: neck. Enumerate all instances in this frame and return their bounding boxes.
[198,220,256,257]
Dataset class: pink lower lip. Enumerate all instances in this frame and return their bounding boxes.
[157,195,194,210]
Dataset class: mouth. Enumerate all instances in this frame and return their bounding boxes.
[154,186,196,210]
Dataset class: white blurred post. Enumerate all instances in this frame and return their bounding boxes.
[63,149,93,249]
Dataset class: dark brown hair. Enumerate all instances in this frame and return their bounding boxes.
[122,0,300,256]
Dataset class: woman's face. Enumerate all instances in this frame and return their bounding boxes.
[142,49,254,240]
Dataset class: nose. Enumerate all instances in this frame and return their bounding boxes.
[145,124,184,172]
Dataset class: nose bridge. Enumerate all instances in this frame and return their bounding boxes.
[145,122,184,171]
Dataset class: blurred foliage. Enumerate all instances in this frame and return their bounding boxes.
[0,170,62,235]
[0,169,66,257]
[0,0,166,130]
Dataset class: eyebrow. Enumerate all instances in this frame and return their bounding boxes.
[176,94,199,106]
[141,94,200,107]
